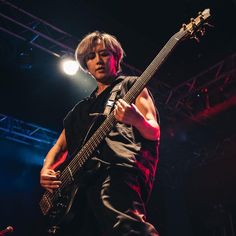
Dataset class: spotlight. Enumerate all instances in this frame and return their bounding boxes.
[61,58,79,76]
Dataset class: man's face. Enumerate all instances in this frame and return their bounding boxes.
[85,40,117,83]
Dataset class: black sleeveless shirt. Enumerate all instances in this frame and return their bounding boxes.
[64,76,160,197]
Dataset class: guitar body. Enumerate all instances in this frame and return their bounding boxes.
[45,183,79,235]
[44,156,102,235]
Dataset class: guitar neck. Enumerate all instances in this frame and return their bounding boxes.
[124,31,183,104]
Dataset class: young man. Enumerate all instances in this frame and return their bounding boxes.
[40,31,160,236]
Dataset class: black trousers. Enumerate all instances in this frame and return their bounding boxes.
[58,167,159,236]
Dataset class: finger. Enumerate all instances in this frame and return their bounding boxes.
[41,169,56,177]
[114,109,121,121]
[41,175,58,181]
[42,179,61,184]
[47,169,57,175]
[41,181,61,189]
[40,179,60,189]
[118,99,128,107]
[45,184,60,189]
[116,101,124,111]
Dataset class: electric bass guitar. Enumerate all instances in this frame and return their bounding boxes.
[39,9,211,234]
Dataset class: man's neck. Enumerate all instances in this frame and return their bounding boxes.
[96,83,111,96]
[96,76,118,95]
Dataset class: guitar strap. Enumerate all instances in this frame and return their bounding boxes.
[103,76,126,116]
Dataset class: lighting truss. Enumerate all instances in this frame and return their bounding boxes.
[0,0,77,57]
[0,114,58,150]
[155,53,236,121]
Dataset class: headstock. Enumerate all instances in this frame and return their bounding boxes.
[181,9,212,42]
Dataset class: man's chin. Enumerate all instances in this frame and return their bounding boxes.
[95,75,114,83]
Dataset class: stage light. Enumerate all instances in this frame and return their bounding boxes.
[61,58,79,76]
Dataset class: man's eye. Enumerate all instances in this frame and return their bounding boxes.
[100,51,110,57]
[86,53,95,60]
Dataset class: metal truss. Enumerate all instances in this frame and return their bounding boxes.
[0,0,77,57]
[0,114,58,150]
[155,52,236,121]
[0,0,154,76]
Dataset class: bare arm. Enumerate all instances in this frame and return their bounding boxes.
[40,129,67,192]
[114,88,160,141]
[41,129,67,171]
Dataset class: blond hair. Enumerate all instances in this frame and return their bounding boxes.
[75,31,124,73]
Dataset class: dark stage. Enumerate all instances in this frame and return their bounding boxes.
[0,0,236,235]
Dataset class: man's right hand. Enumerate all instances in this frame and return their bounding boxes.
[40,168,61,193]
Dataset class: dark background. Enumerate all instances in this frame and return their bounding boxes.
[0,0,236,235]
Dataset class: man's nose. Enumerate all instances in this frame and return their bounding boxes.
[95,54,103,64]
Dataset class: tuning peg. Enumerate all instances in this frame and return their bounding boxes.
[198,11,205,21]
[191,35,200,43]
[204,22,214,28]
[198,28,206,36]
[182,23,187,30]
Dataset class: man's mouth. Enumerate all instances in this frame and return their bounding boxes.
[96,67,105,72]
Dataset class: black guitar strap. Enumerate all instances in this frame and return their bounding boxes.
[103,77,126,116]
